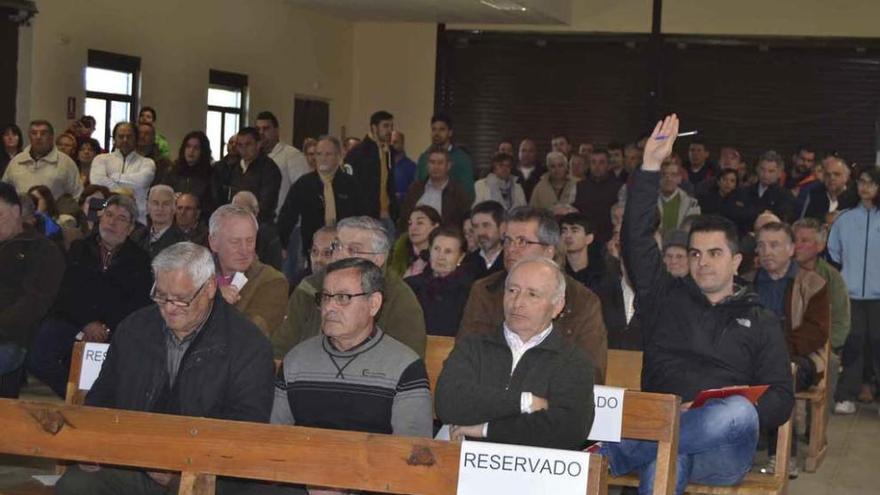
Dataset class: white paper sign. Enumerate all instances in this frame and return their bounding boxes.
[77,343,110,390]
[587,385,625,442]
[456,439,590,495]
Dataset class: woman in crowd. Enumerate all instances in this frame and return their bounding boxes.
[302,137,318,172]
[405,227,474,336]
[1,123,23,178]
[530,151,577,211]
[160,131,214,218]
[828,166,880,415]
[76,138,101,187]
[25,186,64,243]
[698,168,739,216]
[55,132,78,159]
[388,205,441,278]
[473,152,526,210]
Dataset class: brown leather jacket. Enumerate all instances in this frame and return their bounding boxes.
[785,268,830,375]
[458,270,608,384]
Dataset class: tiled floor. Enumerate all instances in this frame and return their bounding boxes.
[2,381,879,494]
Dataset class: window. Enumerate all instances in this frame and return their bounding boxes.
[207,70,247,161]
[85,50,140,151]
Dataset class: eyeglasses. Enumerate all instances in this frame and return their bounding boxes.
[314,291,374,307]
[501,236,547,249]
[310,247,334,258]
[331,240,384,257]
[150,280,208,308]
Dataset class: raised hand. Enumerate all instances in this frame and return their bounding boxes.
[642,114,680,171]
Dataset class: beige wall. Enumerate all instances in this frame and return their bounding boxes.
[348,21,437,158]
[19,0,354,151]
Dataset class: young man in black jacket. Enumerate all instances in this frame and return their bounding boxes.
[345,111,397,235]
[601,115,794,494]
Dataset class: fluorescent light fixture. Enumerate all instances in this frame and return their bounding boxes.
[480,0,528,12]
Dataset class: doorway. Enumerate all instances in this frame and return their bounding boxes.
[292,97,329,149]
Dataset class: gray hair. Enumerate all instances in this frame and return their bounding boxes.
[758,150,785,170]
[507,206,560,247]
[792,217,828,244]
[506,256,566,304]
[336,216,390,254]
[209,204,258,237]
[148,184,175,200]
[325,257,385,295]
[105,194,138,223]
[314,224,337,238]
[231,190,259,215]
[318,135,343,155]
[152,242,215,286]
[546,151,568,168]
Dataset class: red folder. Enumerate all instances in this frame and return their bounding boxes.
[691,385,770,408]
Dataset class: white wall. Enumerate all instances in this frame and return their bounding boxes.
[19,0,354,151]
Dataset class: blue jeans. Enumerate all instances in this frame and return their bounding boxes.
[600,395,759,495]
[26,318,81,398]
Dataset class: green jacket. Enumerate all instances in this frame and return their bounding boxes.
[416,145,475,201]
[813,258,851,350]
[271,269,427,359]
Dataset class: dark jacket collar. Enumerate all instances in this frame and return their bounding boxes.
[484,323,567,355]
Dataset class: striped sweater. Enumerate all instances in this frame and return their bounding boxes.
[271,327,432,437]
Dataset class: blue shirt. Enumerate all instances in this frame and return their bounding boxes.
[394,155,416,201]
[755,262,798,318]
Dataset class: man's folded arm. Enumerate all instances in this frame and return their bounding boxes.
[435,337,522,425]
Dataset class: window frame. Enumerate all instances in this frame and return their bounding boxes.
[207,69,248,160]
[85,50,141,150]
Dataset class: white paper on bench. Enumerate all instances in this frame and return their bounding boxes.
[587,385,625,443]
[77,342,110,390]
[457,439,590,495]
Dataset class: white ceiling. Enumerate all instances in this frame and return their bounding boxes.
[286,0,570,25]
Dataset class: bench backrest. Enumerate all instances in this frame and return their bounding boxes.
[1,398,607,495]
[426,335,455,393]
[605,349,643,391]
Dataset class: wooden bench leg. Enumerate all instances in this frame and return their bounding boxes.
[804,395,828,472]
[178,472,216,495]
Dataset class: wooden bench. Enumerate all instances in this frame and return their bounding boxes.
[0,398,609,495]
[425,337,680,494]
[794,339,830,472]
[605,350,794,495]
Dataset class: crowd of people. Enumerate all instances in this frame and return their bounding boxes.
[0,106,878,495]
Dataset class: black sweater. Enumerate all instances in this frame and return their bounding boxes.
[623,169,794,429]
[436,328,595,450]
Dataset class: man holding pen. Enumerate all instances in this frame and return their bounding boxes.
[600,115,794,494]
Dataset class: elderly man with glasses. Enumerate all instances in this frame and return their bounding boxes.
[271,216,426,359]
[56,242,275,495]
[270,258,431,494]
[459,206,608,383]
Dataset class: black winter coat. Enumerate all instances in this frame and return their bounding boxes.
[436,327,594,450]
[623,169,794,430]
[276,170,365,256]
[160,160,216,219]
[405,267,474,337]
[801,184,859,221]
[52,235,153,331]
[345,136,397,220]
[212,153,282,222]
[0,228,65,346]
[86,295,275,423]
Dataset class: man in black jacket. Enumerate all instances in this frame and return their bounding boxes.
[436,257,594,450]
[601,115,794,494]
[801,155,857,221]
[27,195,153,398]
[345,111,397,234]
[56,242,274,494]
[212,127,281,223]
[0,183,64,398]
[730,151,796,233]
[277,136,364,259]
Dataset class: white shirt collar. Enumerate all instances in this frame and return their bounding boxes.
[502,323,554,373]
[479,247,501,268]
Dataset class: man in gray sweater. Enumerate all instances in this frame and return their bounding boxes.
[436,257,595,450]
[272,257,432,439]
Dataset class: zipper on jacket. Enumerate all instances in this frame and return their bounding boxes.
[862,210,870,298]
